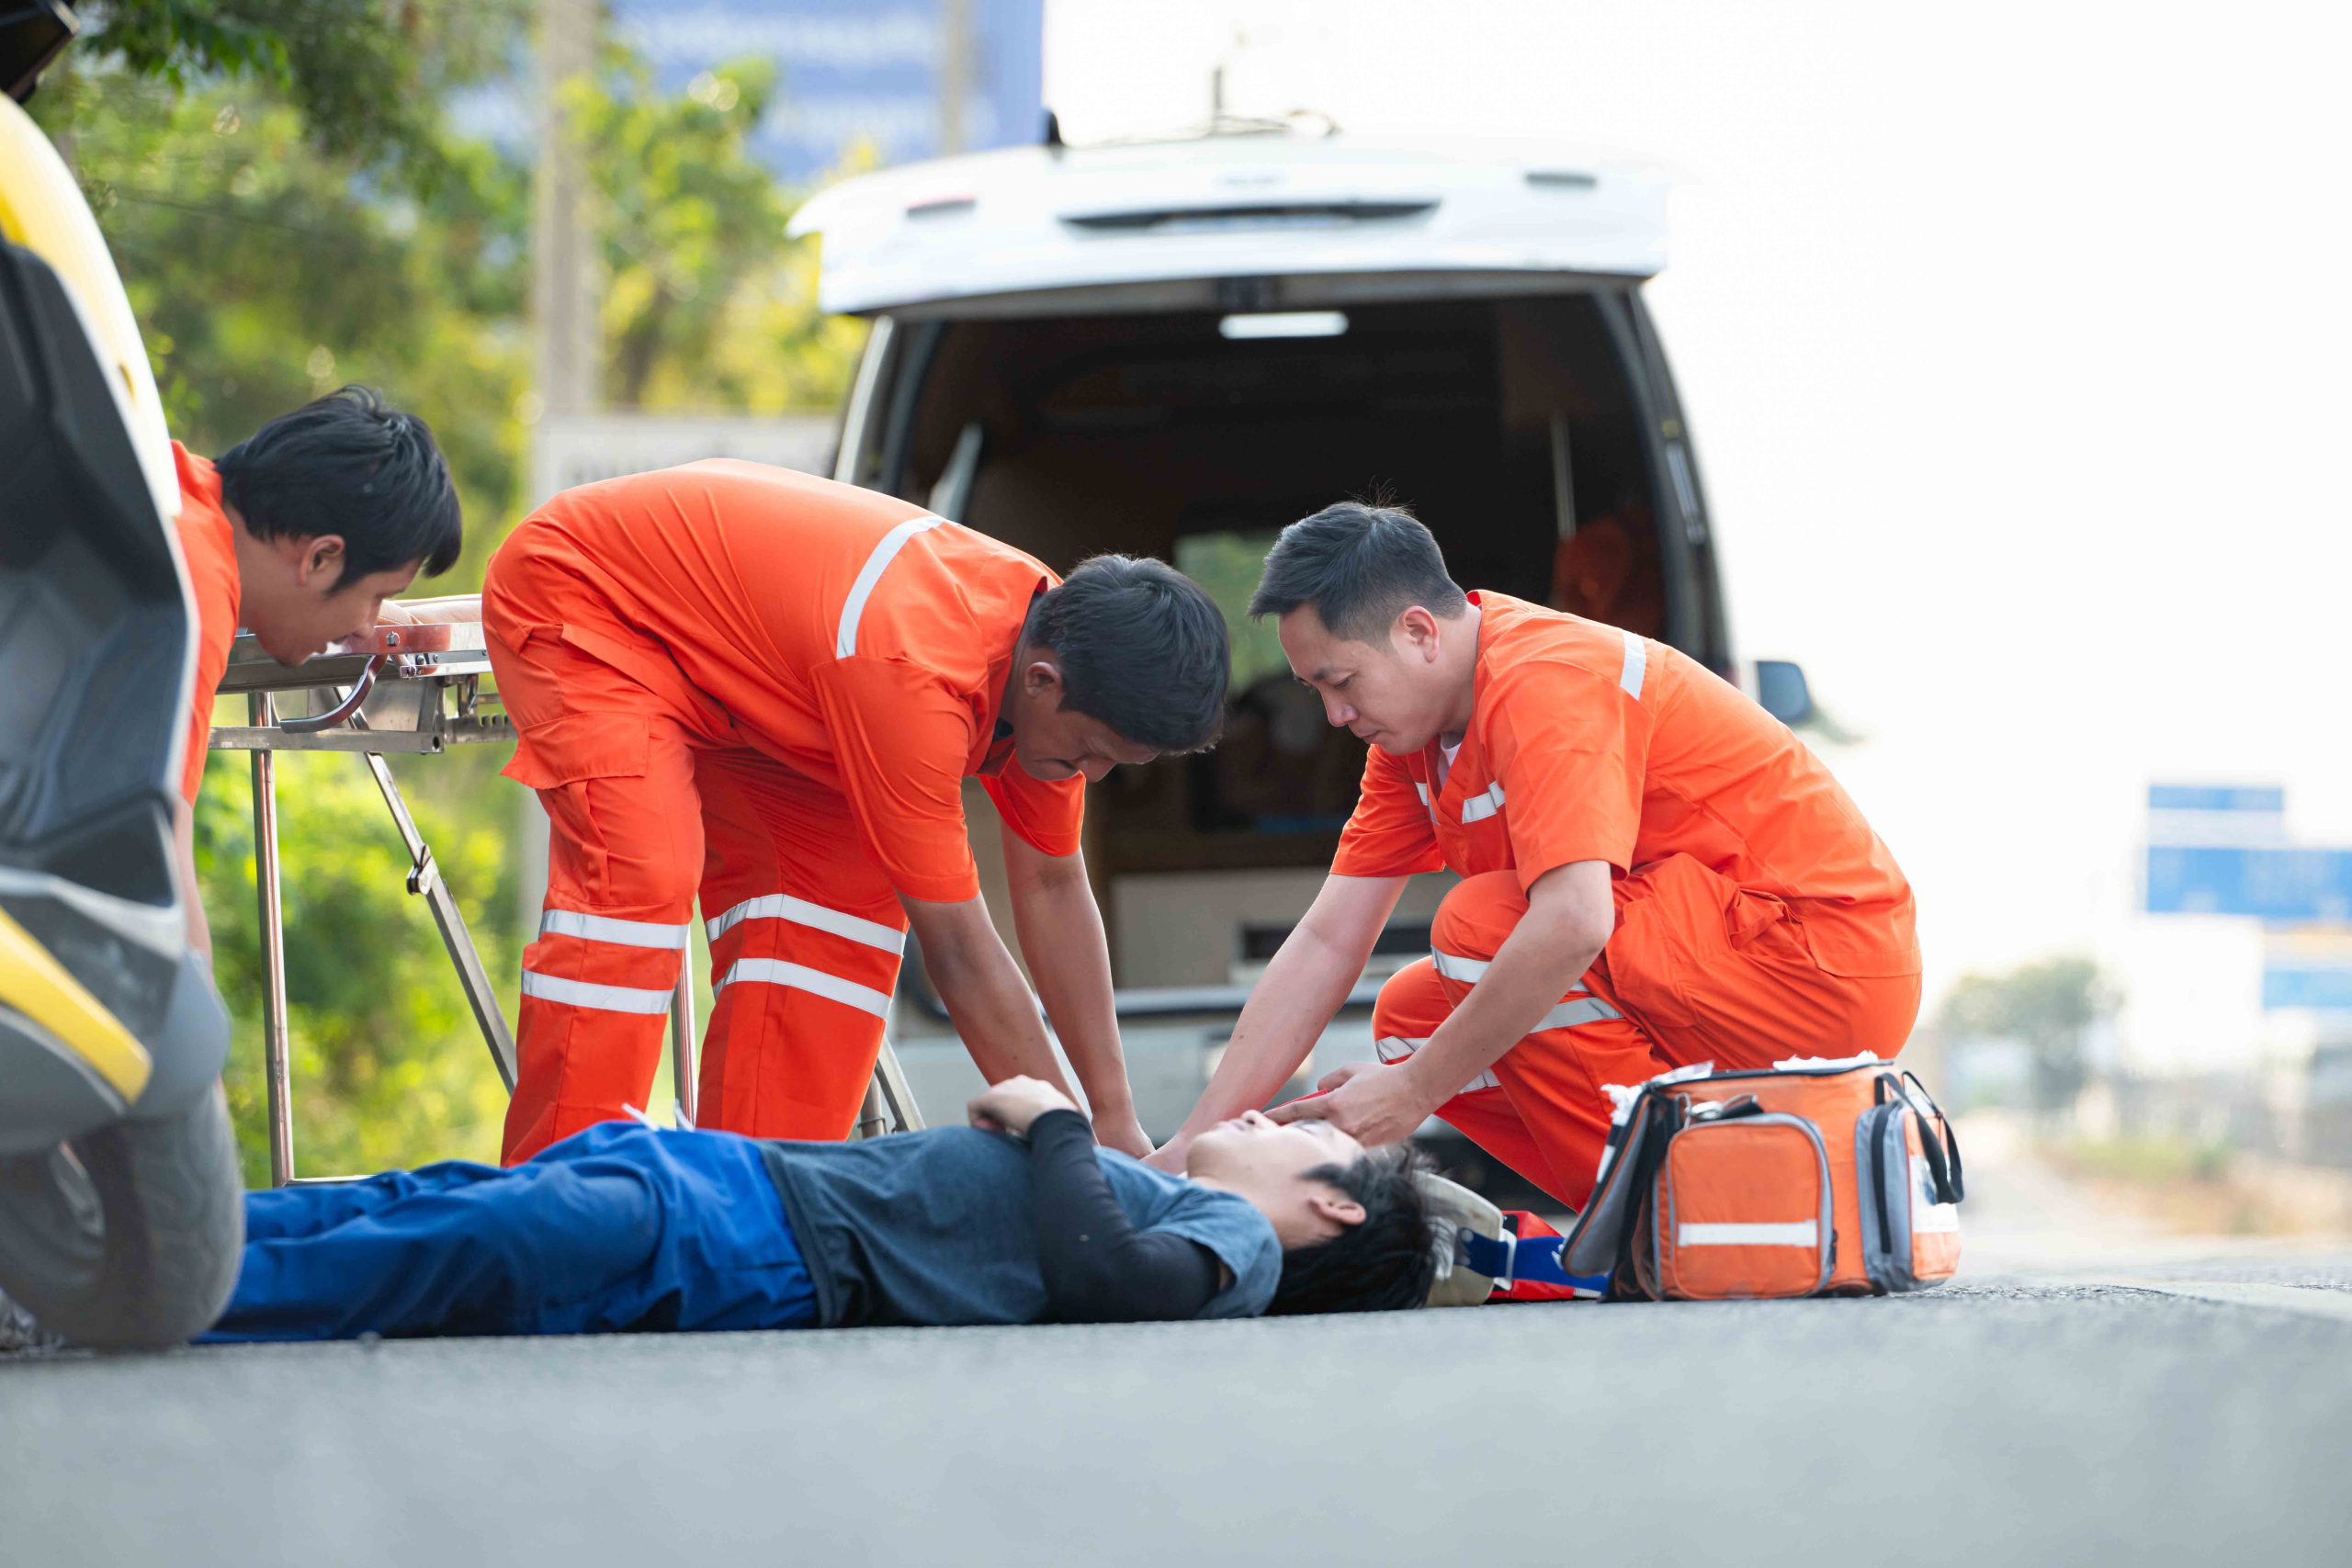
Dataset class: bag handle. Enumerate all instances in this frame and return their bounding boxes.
[1609,1094,1686,1299]
[1898,1070,1966,1204]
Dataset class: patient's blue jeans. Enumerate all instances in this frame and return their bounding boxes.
[207,1122,819,1340]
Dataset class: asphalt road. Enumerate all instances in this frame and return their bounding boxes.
[5,1256,2349,1568]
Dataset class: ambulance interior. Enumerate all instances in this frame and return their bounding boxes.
[854,292,1676,1024]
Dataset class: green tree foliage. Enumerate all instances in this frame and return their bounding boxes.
[1936,955,2121,1117]
[37,0,524,170]
[196,752,518,1179]
[30,17,862,1175]
[580,54,865,410]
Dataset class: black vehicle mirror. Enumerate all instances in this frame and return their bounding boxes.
[1755,660,1813,726]
[1,0,76,106]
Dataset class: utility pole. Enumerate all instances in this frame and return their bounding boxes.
[534,0,599,422]
[939,0,970,154]
[522,0,601,936]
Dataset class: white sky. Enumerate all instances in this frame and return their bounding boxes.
[1044,0,2352,1047]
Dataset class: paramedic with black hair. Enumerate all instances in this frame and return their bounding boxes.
[1152,502,1920,1209]
[170,387,465,959]
[481,462,1230,1165]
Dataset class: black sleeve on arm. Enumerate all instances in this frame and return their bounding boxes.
[1025,1109,1224,1322]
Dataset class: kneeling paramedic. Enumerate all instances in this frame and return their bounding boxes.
[483,463,1230,1164]
[1152,502,1920,1210]
[200,1077,1438,1337]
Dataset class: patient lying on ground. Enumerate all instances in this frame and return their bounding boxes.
[206,1077,1439,1340]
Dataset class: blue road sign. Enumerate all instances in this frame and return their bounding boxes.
[2147,784,2286,814]
[614,0,1046,181]
[2264,965,2352,1011]
[2145,844,2352,921]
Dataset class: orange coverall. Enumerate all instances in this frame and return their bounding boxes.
[482,462,1081,1164]
[172,442,241,809]
[1334,592,1920,1208]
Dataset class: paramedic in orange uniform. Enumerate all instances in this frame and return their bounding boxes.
[481,461,1229,1165]
[1151,502,1919,1208]
[172,388,464,961]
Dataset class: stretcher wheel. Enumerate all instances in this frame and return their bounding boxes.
[0,1084,244,1348]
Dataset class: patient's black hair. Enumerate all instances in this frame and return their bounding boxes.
[1269,1144,1441,1315]
[215,385,462,585]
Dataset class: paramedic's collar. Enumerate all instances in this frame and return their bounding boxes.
[974,584,1046,777]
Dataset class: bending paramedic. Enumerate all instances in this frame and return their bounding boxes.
[1152,502,1919,1207]
[482,462,1230,1164]
[171,387,464,963]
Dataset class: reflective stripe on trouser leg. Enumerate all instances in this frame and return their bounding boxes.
[700,887,908,1142]
[691,748,914,1142]
[508,905,695,1166]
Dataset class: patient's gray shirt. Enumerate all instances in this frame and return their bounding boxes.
[759,1126,1281,1327]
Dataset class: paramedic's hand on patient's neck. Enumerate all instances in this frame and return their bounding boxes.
[967,1076,1080,1138]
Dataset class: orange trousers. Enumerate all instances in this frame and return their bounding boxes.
[1374,860,1921,1208]
[488,605,907,1166]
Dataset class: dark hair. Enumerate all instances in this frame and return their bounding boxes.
[215,386,462,585]
[1247,499,1467,642]
[1269,1144,1442,1315]
[1026,555,1229,752]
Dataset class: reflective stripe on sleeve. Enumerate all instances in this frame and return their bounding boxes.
[706,893,907,954]
[520,970,676,1015]
[717,958,893,1018]
[1620,627,1647,700]
[540,909,692,950]
[1676,1221,1818,1248]
[834,515,944,659]
[1460,781,1505,823]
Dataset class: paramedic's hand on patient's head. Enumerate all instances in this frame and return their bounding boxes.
[967,1076,1080,1138]
[1267,1060,1435,1149]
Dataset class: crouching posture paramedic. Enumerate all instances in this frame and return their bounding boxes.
[200,1077,1438,1338]
[483,462,1228,1164]
[1152,502,1920,1209]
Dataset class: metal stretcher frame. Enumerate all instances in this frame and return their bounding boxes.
[210,614,923,1185]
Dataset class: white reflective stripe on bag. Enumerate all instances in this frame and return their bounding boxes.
[1675,1220,1819,1247]
[705,892,906,954]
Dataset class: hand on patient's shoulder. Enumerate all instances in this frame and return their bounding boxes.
[967,1076,1080,1138]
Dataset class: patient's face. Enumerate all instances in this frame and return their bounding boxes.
[1186,1110,1362,1186]
[1186,1111,1369,1247]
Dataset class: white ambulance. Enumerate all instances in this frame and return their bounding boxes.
[791,126,1809,1153]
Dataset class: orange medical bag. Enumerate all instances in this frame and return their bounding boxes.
[1556,1057,1965,1301]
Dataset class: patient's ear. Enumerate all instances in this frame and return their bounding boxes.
[1307,1188,1366,1229]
